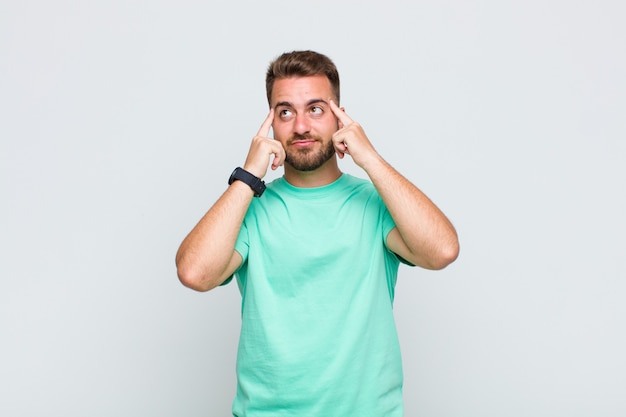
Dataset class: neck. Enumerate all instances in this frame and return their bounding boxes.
[283,157,342,188]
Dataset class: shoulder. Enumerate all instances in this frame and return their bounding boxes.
[338,173,375,193]
[339,174,382,202]
[245,177,287,216]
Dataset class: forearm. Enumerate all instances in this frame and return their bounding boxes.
[176,110,284,291]
[363,155,459,269]
[328,101,458,268]
[176,181,254,291]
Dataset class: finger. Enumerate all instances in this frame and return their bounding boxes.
[329,100,354,126]
[271,141,286,170]
[256,109,274,137]
[333,140,346,159]
[271,154,282,170]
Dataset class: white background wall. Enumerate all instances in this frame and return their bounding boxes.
[1,1,624,416]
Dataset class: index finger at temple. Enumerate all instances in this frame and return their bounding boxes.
[330,100,353,126]
[257,109,274,137]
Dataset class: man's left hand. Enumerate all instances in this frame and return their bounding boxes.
[329,100,380,169]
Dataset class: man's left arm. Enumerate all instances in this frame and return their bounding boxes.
[330,100,459,270]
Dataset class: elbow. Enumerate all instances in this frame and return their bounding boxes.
[426,237,460,270]
[176,262,216,292]
[439,241,460,269]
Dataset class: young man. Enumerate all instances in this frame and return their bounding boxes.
[176,50,459,416]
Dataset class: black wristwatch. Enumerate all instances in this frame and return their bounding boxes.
[228,167,266,197]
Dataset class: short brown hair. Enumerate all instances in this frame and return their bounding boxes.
[265,50,340,106]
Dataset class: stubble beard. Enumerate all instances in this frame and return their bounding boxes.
[285,136,336,172]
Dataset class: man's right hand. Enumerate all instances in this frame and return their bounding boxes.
[242,110,286,179]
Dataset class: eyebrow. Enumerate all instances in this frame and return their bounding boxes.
[274,98,329,110]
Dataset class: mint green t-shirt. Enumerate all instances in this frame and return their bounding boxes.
[230,174,405,417]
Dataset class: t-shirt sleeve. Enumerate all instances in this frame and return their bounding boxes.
[381,204,397,241]
[378,194,415,267]
[234,220,250,264]
[219,221,250,286]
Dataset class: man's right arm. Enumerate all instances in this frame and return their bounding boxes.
[175,110,284,292]
[176,181,254,292]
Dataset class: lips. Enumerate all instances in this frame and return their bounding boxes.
[291,139,317,147]
[289,135,318,147]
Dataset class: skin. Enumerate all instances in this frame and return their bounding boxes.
[246,75,342,187]
[176,74,460,292]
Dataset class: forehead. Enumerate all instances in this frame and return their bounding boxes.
[271,75,333,107]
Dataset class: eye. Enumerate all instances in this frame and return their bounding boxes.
[310,106,324,116]
[279,109,293,119]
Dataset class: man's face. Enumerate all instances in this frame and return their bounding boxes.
[270,75,339,172]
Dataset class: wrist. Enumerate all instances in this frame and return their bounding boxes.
[358,152,386,173]
[242,164,265,179]
[228,167,266,197]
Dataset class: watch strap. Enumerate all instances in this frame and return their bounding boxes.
[228,167,266,197]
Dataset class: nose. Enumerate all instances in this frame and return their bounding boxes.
[293,112,311,135]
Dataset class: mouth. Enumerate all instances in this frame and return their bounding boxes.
[290,137,318,148]
[291,139,317,147]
